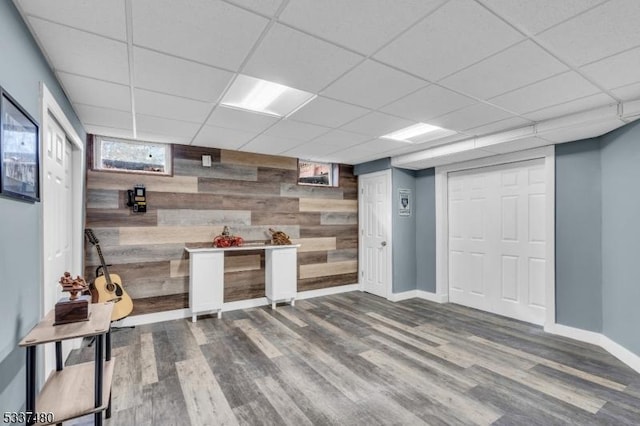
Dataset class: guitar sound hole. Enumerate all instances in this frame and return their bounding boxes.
[115,285,123,297]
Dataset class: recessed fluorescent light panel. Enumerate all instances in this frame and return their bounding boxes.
[221,74,316,117]
[381,122,457,144]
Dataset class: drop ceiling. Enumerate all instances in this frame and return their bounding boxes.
[13,0,640,166]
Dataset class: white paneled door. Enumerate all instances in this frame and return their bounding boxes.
[43,114,73,375]
[359,170,391,299]
[448,159,546,325]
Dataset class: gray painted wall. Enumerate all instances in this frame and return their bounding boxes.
[600,119,640,355]
[555,139,603,332]
[0,1,84,412]
[391,168,417,293]
[415,169,436,292]
[353,157,391,175]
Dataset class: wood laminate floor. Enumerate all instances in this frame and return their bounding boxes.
[67,292,640,425]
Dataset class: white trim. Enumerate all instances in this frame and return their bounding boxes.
[435,146,556,327]
[388,290,417,302]
[358,169,393,300]
[416,290,448,303]
[545,324,640,374]
[297,284,359,300]
[115,284,360,327]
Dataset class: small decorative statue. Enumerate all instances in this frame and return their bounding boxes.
[269,228,292,245]
[213,226,244,248]
[59,272,88,301]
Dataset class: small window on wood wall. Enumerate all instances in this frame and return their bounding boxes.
[93,136,172,175]
[297,160,339,187]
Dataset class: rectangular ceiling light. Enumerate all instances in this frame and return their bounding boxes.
[381,122,445,142]
[221,74,316,117]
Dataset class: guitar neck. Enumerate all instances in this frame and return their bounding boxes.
[95,243,113,285]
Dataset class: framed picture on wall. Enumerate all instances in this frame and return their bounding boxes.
[0,87,40,202]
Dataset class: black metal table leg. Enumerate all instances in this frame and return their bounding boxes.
[94,334,104,426]
[105,330,111,361]
[55,341,63,371]
[26,346,36,426]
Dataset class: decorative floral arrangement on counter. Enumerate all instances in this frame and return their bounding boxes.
[213,226,244,248]
[269,228,292,245]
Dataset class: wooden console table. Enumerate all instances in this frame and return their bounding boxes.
[19,302,115,426]
[185,244,300,322]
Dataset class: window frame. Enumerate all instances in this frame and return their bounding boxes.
[92,135,173,176]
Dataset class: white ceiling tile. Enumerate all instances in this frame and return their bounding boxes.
[580,46,640,91]
[340,112,414,137]
[429,103,517,131]
[310,129,371,148]
[522,93,615,122]
[243,23,364,92]
[84,125,133,140]
[264,120,331,141]
[136,132,192,145]
[134,89,213,123]
[241,134,303,154]
[74,104,132,130]
[489,72,601,114]
[357,138,413,153]
[541,118,625,143]
[282,141,342,159]
[191,125,258,150]
[131,0,268,70]
[279,0,446,55]
[18,0,127,40]
[207,106,279,133]
[611,82,640,101]
[537,0,640,66]
[331,143,381,159]
[321,60,426,109]
[133,47,234,102]
[374,0,524,81]
[135,114,201,140]
[477,0,606,35]
[466,116,532,136]
[28,17,129,84]
[58,72,131,112]
[225,0,284,16]
[439,41,568,99]
[381,85,476,122]
[287,97,370,128]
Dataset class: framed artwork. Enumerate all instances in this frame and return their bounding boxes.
[0,87,40,202]
[398,188,411,216]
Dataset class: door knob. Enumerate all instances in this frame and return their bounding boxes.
[381,241,387,247]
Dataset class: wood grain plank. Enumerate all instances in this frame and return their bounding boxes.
[280,183,344,199]
[146,192,225,209]
[174,158,257,181]
[87,170,198,193]
[254,376,313,426]
[157,209,251,226]
[173,144,221,161]
[86,243,187,266]
[131,293,188,315]
[320,212,358,225]
[127,276,188,299]
[257,167,297,183]
[299,198,357,212]
[300,225,358,238]
[176,353,239,426]
[86,189,119,209]
[170,255,261,278]
[119,226,223,245]
[198,177,281,196]
[140,332,159,385]
[297,251,328,265]
[327,248,358,262]
[221,195,299,212]
[299,260,358,279]
[221,150,297,170]
[297,273,358,292]
[251,211,320,226]
[233,319,283,358]
[290,237,336,252]
[86,208,159,228]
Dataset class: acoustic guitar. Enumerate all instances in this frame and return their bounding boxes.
[85,228,134,321]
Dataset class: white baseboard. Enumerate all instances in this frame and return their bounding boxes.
[388,289,448,303]
[388,290,417,302]
[416,290,448,303]
[545,323,640,374]
[118,284,359,327]
[297,284,359,300]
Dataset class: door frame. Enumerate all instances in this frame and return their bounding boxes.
[358,169,393,300]
[435,146,556,327]
[40,82,84,314]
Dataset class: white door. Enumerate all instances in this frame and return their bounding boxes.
[43,115,73,374]
[359,170,391,298]
[448,159,546,324]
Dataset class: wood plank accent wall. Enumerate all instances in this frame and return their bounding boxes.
[85,144,358,316]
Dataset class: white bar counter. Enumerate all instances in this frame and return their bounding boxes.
[185,243,300,322]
